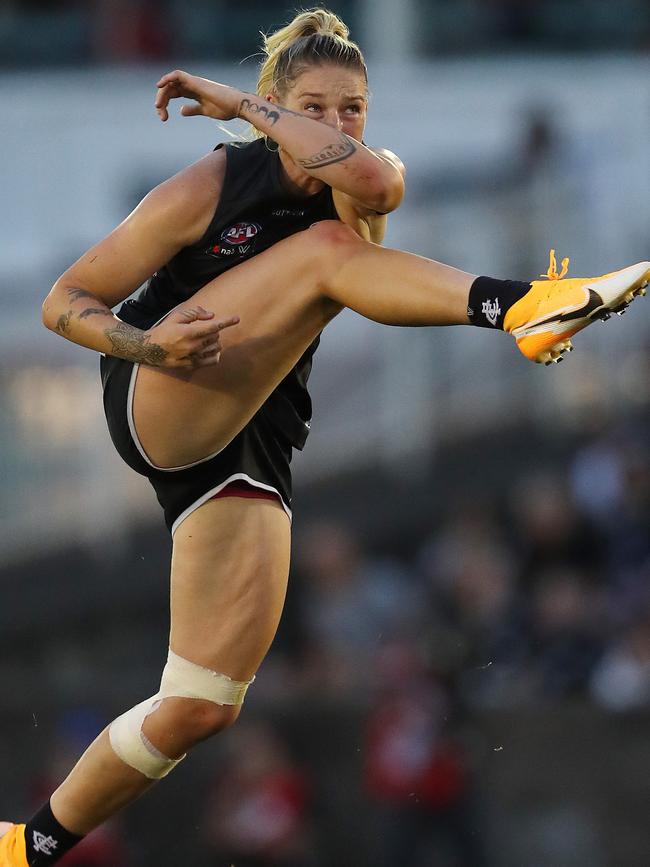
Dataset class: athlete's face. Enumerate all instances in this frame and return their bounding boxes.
[275,63,368,141]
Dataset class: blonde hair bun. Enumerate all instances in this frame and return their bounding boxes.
[256,7,366,113]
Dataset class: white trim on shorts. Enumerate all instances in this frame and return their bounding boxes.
[126,362,228,471]
[122,313,292,532]
[171,472,292,537]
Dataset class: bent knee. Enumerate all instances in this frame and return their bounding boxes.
[296,221,364,296]
[154,696,242,750]
[305,220,361,254]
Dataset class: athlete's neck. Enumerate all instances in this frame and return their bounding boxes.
[277,148,326,198]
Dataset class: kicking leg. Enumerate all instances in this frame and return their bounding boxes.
[132,221,477,469]
[133,223,648,470]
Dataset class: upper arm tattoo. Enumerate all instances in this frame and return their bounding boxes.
[78,307,113,320]
[67,287,98,303]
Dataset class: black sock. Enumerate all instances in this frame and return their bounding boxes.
[24,801,84,866]
[467,276,532,330]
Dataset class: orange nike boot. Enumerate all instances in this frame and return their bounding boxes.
[505,251,650,364]
[0,823,29,867]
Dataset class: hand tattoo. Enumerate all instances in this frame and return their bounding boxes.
[297,133,357,169]
[104,322,168,366]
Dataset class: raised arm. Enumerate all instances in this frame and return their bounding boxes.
[43,151,239,369]
[155,71,405,215]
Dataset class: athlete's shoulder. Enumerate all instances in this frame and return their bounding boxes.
[140,149,227,248]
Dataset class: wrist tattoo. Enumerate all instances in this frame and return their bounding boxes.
[239,97,280,126]
[297,133,357,169]
[104,322,168,366]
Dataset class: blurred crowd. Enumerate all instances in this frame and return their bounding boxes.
[2,0,650,68]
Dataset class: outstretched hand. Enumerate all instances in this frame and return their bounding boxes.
[155,70,243,123]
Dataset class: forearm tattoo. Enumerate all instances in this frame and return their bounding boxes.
[67,287,97,303]
[297,133,357,169]
[78,307,113,319]
[238,96,357,169]
[58,286,165,364]
[103,321,168,366]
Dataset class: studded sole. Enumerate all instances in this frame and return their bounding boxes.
[534,277,648,365]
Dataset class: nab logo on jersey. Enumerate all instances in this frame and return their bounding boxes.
[207,222,262,258]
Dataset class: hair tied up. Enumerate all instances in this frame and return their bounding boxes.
[254,8,367,137]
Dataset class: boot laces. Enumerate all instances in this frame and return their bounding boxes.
[541,249,570,280]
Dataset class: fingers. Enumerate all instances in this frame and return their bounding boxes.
[188,314,240,336]
[180,104,204,118]
[175,305,215,322]
[155,307,240,368]
[156,69,188,90]
[155,70,191,121]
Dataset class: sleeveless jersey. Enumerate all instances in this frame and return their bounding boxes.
[117,137,339,450]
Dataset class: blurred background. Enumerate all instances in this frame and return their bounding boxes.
[1,1,650,865]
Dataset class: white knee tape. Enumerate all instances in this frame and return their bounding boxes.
[109,696,181,780]
[159,649,255,705]
[109,649,255,780]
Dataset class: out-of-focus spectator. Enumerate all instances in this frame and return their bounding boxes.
[295,520,424,700]
[570,423,650,620]
[27,708,131,866]
[92,0,172,62]
[364,641,487,867]
[524,566,606,698]
[202,721,315,867]
[509,471,605,588]
[418,503,527,709]
[590,597,650,710]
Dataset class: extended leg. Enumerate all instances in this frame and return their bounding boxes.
[132,223,649,468]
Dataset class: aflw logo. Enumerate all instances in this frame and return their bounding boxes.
[221,222,261,245]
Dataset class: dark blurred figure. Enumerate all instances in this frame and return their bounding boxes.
[92,0,172,62]
[418,501,528,710]
[202,721,316,867]
[524,566,606,698]
[591,594,650,710]
[509,471,605,589]
[363,642,487,867]
[294,520,423,700]
[570,422,650,620]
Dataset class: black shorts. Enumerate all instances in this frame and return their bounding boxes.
[100,354,294,534]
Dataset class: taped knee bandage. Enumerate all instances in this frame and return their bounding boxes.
[108,648,255,780]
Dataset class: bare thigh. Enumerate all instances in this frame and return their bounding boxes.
[170,496,290,676]
[133,224,347,469]
[142,495,291,751]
